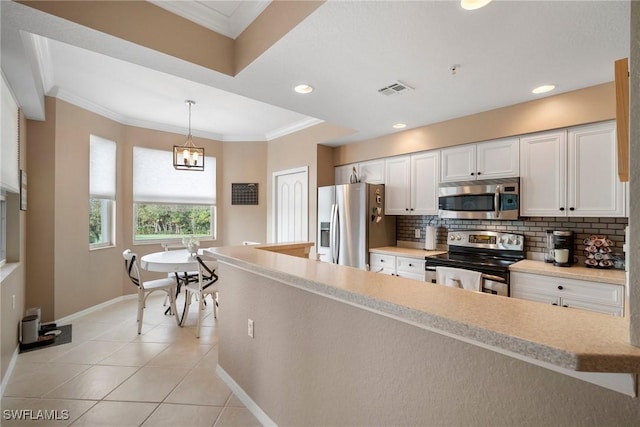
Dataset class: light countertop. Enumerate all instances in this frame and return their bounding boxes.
[370,246,446,258]
[205,244,640,374]
[510,259,626,286]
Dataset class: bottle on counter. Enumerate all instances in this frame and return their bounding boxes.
[545,230,554,263]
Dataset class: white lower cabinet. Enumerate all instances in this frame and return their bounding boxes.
[511,272,624,316]
[369,253,425,281]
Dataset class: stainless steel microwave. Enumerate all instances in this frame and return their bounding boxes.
[438,178,519,220]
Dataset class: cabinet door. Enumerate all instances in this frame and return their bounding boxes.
[568,121,625,217]
[358,159,385,184]
[476,137,519,179]
[335,164,356,185]
[519,130,567,216]
[395,256,425,280]
[369,253,396,275]
[384,156,411,215]
[440,145,476,183]
[560,297,623,316]
[411,151,439,215]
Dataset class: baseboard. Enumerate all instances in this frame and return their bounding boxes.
[216,364,277,427]
[55,294,137,325]
[1,347,19,398]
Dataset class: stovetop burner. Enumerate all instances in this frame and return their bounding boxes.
[425,230,525,274]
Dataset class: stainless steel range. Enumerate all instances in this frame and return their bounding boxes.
[425,230,525,297]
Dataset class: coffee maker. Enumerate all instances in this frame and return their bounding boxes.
[552,230,574,267]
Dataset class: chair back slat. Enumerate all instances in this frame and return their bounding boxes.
[123,249,141,287]
[196,256,218,290]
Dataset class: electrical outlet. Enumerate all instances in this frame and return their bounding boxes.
[248,319,254,338]
[12,295,16,310]
[415,228,421,238]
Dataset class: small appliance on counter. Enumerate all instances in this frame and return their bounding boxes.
[424,225,437,250]
[552,230,574,267]
[583,234,614,269]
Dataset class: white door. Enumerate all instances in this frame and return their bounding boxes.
[274,167,308,243]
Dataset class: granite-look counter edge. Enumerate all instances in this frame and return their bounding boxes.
[205,244,640,374]
[510,259,626,286]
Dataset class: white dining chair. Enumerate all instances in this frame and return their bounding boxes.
[182,255,219,338]
[123,249,181,334]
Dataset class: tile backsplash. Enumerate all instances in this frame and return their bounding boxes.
[396,215,628,264]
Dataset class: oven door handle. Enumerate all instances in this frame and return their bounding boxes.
[494,185,501,218]
[481,273,507,283]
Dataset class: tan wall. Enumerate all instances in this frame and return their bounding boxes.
[19,0,235,76]
[235,1,325,73]
[333,82,616,166]
[218,263,640,425]
[266,122,353,251]
[1,110,28,385]
[221,142,268,245]
[25,97,57,321]
[25,98,233,320]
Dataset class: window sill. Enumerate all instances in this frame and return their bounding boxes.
[0,262,20,284]
[89,244,116,252]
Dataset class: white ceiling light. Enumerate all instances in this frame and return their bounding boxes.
[294,84,314,94]
[393,123,407,129]
[532,84,556,94]
[460,0,492,11]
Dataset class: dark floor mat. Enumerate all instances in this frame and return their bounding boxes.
[19,324,72,353]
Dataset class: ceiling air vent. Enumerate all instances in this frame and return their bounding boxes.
[378,81,414,96]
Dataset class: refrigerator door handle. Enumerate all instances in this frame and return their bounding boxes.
[334,204,340,263]
[330,203,338,263]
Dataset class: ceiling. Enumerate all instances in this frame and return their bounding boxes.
[1,1,631,146]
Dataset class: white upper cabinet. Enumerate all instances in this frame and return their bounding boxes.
[520,130,567,216]
[440,144,475,182]
[411,151,440,215]
[568,122,625,216]
[335,164,356,185]
[476,138,520,179]
[358,159,385,184]
[335,160,385,185]
[440,138,519,183]
[520,121,624,217]
[384,156,411,215]
[385,151,440,215]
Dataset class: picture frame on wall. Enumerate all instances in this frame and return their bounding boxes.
[20,169,27,211]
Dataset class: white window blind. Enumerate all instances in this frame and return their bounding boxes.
[90,135,117,199]
[133,146,216,204]
[1,75,19,193]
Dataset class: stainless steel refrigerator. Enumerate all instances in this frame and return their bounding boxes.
[317,183,396,269]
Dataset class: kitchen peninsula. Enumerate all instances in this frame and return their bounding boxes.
[206,244,640,426]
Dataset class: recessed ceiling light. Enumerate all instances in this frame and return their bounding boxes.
[460,0,492,10]
[294,84,313,94]
[393,123,407,129]
[532,84,556,94]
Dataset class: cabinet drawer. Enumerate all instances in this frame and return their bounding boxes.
[511,272,624,307]
[395,256,425,275]
[369,253,395,275]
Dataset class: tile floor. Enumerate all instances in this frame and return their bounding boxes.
[1,293,261,426]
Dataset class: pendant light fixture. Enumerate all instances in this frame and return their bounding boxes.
[173,100,204,171]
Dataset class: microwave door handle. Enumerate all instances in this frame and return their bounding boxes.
[494,185,501,218]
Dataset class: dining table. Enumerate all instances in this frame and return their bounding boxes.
[140,248,207,325]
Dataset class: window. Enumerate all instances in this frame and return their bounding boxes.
[133,146,216,243]
[89,135,116,248]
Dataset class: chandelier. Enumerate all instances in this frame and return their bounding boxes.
[173,100,204,171]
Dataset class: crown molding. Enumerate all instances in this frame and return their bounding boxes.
[265,117,325,141]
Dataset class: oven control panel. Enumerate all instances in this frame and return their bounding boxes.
[447,231,524,251]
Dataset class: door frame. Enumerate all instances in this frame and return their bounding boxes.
[271,166,309,243]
